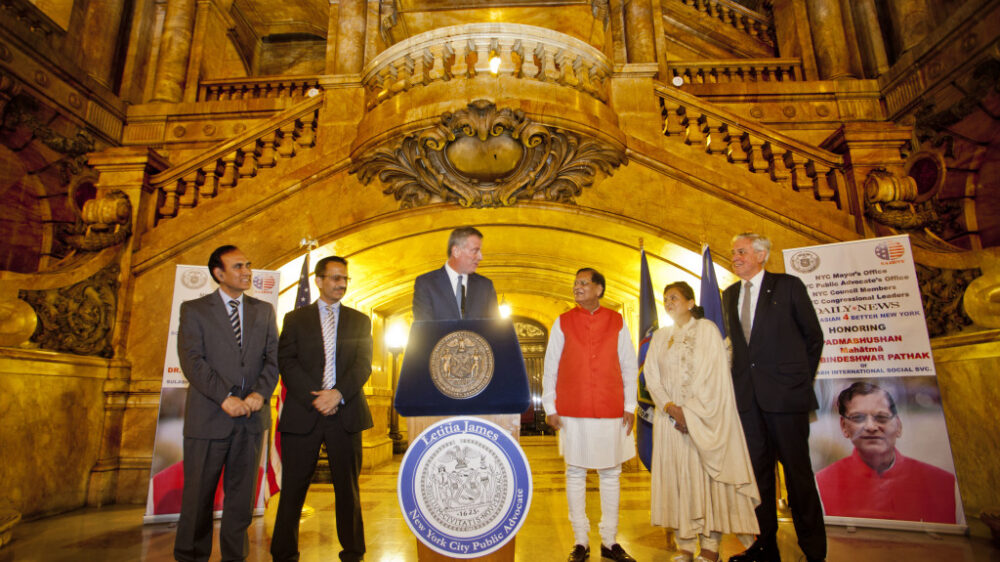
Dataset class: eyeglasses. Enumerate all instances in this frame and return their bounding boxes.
[842,412,896,424]
[318,275,351,283]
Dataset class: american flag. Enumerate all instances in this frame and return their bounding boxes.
[266,253,310,501]
[875,241,905,261]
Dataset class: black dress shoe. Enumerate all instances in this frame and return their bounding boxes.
[727,541,780,562]
[601,543,636,562]
[568,544,590,562]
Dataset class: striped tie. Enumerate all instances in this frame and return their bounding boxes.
[228,300,241,348]
[321,304,337,389]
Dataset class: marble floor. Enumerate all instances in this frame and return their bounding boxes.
[1,436,996,562]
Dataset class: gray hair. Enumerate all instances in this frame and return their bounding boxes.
[733,232,771,261]
[447,227,484,257]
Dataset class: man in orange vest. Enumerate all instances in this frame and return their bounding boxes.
[543,267,638,562]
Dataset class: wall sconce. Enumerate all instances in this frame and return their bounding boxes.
[498,294,511,318]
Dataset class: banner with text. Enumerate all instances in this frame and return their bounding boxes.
[783,235,965,532]
[143,265,281,524]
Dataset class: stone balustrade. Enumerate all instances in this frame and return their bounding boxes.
[362,23,613,110]
[668,58,804,84]
[148,95,321,222]
[656,84,847,209]
[676,0,774,47]
[198,76,323,101]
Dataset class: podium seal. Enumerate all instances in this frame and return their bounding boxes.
[428,330,495,399]
[398,417,532,558]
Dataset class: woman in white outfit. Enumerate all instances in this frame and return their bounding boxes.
[644,281,760,562]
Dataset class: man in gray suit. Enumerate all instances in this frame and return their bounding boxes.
[174,245,279,562]
[412,226,500,321]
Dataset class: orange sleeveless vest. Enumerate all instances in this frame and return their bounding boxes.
[555,306,625,418]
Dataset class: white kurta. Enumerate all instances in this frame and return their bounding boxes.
[542,314,638,469]
[643,317,760,539]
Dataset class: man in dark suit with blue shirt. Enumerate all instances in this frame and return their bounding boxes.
[271,255,373,562]
[723,232,826,562]
[412,226,500,322]
[174,245,279,562]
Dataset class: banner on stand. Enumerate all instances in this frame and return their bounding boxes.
[783,235,965,532]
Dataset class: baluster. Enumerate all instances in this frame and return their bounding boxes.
[297,111,318,148]
[537,43,560,82]
[726,128,749,164]
[413,48,443,86]
[704,118,728,154]
[739,134,769,173]
[766,146,792,185]
[218,150,239,189]
[199,162,219,199]
[276,123,298,159]
[238,143,260,178]
[809,162,839,202]
[159,181,182,218]
[783,152,811,192]
[464,39,478,78]
[661,99,687,136]
[590,64,609,102]
[178,170,203,208]
[511,40,529,78]
[685,113,707,146]
[258,132,277,168]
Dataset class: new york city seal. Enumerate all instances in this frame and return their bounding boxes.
[428,330,495,399]
[398,417,532,558]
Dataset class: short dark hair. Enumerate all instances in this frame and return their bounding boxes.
[208,245,240,283]
[663,281,705,319]
[576,267,605,297]
[315,255,348,276]
[447,227,483,257]
[837,381,897,416]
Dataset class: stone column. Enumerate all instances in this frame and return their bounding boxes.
[182,0,212,102]
[78,0,126,90]
[150,0,196,102]
[805,0,856,79]
[330,0,366,75]
[623,0,656,63]
[85,147,170,506]
[887,0,932,56]
[852,0,890,76]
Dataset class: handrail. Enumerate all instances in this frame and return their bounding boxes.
[674,0,774,47]
[198,76,323,101]
[654,82,847,206]
[148,94,323,222]
[667,58,804,84]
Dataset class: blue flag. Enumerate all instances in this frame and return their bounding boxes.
[700,244,726,338]
[636,248,658,471]
[295,254,311,309]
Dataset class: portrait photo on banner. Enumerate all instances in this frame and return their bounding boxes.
[809,375,964,526]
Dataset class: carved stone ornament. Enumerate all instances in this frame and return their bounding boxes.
[915,264,979,337]
[864,168,937,230]
[19,263,119,357]
[350,100,627,208]
[61,190,133,251]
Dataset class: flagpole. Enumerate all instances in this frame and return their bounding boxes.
[265,238,317,521]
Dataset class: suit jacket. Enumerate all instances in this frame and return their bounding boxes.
[177,290,279,439]
[722,271,823,413]
[277,301,374,434]
[412,266,499,322]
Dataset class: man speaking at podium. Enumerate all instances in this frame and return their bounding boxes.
[412,227,500,322]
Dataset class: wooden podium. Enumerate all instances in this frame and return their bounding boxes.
[396,319,530,562]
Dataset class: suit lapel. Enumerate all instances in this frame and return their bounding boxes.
[751,271,777,341]
[241,298,257,358]
[437,267,461,317]
[210,291,242,354]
